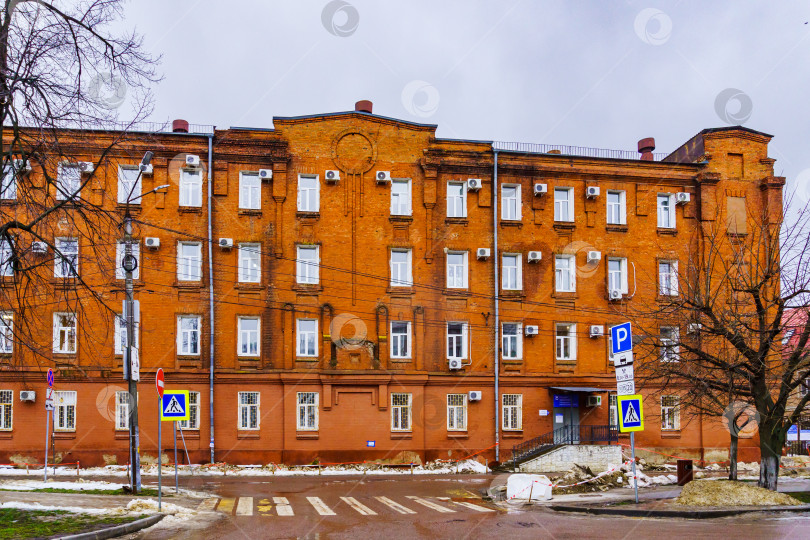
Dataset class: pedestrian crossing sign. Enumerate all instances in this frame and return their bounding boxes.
[617,394,644,432]
[160,390,189,421]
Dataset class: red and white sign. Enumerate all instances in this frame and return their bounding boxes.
[155,368,165,398]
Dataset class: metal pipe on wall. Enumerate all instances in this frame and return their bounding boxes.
[207,133,215,464]
[493,149,500,462]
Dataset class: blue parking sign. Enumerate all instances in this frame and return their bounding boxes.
[610,322,633,355]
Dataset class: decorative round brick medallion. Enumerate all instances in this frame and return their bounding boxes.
[331,130,377,174]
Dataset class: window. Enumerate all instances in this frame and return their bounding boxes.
[446,251,468,289]
[296,245,319,284]
[54,391,76,431]
[554,254,575,292]
[177,316,201,356]
[657,194,675,228]
[297,175,319,212]
[1,163,16,200]
[390,249,412,287]
[659,261,678,296]
[238,243,260,283]
[56,164,81,201]
[391,393,412,431]
[179,169,202,207]
[391,179,411,216]
[661,396,680,430]
[609,394,618,428]
[115,391,131,430]
[179,391,200,430]
[238,392,260,430]
[502,394,522,430]
[238,317,260,357]
[239,172,261,210]
[447,394,467,431]
[501,185,520,221]
[296,319,317,357]
[114,314,139,355]
[660,327,680,362]
[390,321,411,359]
[606,190,626,225]
[115,241,140,280]
[0,312,11,353]
[0,390,11,430]
[502,254,521,290]
[447,182,467,218]
[555,323,576,361]
[54,238,79,278]
[502,323,522,360]
[53,313,76,354]
[607,257,628,294]
[0,239,12,276]
[446,322,468,360]
[554,187,574,222]
[297,392,318,430]
[177,242,202,281]
[118,166,141,204]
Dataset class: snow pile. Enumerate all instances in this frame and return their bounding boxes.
[0,479,124,491]
[126,499,195,518]
[618,462,677,488]
[0,501,113,515]
[675,479,801,506]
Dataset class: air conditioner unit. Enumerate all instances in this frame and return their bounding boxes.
[587,251,601,263]
[589,325,604,338]
[468,391,482,401]
[524,325,539,337]
[476,248,490,260]
[325,170,340,183]
[467,178,481,191]
[20,391,35,402]
[376,171,391,183]
[675,192,691,204]
[219,238,234,249]
[78,161,94,173]
[586,186,600,198]
[687,323,702,334]
[185,154,200,167]
[533,183,548,196]
[528,251,542,263]
[587,395,602,407]
[258,169,273,181]
[448,358,463,370]
[31,241,48,254]
[144,237,160,249]
[13,159,32,172]
[609,289,623,300]
[138,164,153,175]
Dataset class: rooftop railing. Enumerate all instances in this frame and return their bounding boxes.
[493,140,669,161]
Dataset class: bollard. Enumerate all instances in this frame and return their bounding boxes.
[318,463,321,476]
[76,461,80,477]
[410,462,414,475]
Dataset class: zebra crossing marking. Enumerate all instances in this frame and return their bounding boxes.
[340,496,377,516]
[236,497,254,516]
[197,498,218,512]
[374,496,417,514]
[273,497,294,516]
[217,498,235,514]
[307,496,336,516]
[257,498,274,515]
[452,500,495,512]
[406,496,455,513]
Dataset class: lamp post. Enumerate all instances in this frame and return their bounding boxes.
[122,150,168,493]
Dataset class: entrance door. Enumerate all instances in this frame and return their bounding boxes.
[552,401,580,444]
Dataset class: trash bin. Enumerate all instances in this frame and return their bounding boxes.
[677,459,693,486]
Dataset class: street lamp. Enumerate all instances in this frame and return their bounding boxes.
[122,150,168,494]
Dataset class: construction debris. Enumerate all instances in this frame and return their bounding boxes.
[675,479,802,507]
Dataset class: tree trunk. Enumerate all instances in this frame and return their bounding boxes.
[758,437,781,491]
[729,433,738,480]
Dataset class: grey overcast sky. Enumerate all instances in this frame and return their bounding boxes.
[122,1,809,197]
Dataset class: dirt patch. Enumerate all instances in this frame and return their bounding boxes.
[675,479,802,506]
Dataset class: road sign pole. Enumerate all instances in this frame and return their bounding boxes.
[43,408,50,482]
[174,421,178,494]
[158,401,162,512]
[631,431,639,503]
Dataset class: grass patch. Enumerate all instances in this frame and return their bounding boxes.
[789,491,810,504]
[0,488,165,496]
[0,508,143,539]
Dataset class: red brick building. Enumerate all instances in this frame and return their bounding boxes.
[0,102,778,466]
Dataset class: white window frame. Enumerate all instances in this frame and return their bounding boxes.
[115,391,131,430]
[606,190,626,225]
[177,242,202,281]
[554,187,575,222]
[501,184,521,221]
[555,323,577,361]
[447,393,467,431]
[179,168,203,207]
[502,322,522,360]
[446,251,468,289]
[607,257,628,294]
[237,316,260,357]
[115,241,140,280]
[657,193,676,229]
[114,314,139,356]
[54,390,76,431]
[554,254,576,292]
[446,322,468,360]
[238,391,260,430]
[0,312,12,354]
[659,260,679,296]
[447,181,467,218]
[53,312,77,354]
[54,238,79,278]
[609,394,618,428]
[0,238,12,277]
[661,395,680,430]
[239,172,261,210]
[179,391,200,430]
[56,163,81,201]
[177,315,201,356]
[391,393,412,432]
[296,245,320,284]
[1,163,17,200]
[296,319,318,357]
[0,389,11,430]
[390,178,412,216]
[238,243,261,283]
[501,253,522,291]
[660,327,680,363]
[117,166,141,204]
[390,321,411,359]
[502,394,522,431]
[297,392,318,431]
[390,249,413,287]
[297,174,319,212]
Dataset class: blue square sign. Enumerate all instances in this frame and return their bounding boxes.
[610,322,633,355]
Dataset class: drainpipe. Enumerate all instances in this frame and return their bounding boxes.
[207,133,215,464]
[493,149,500,462]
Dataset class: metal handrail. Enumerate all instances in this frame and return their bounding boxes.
[509,424,618,464]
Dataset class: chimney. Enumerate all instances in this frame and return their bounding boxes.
[355,100,373,114]
[172,119,189,133]
[638,137,656,161]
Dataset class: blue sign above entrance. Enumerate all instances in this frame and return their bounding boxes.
[553,394,580,408]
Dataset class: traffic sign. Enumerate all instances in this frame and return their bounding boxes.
[616,380,636,396]
[617,394,644,432]
[611,350,633,367]
[610,322,633,355]
[45,399,54,411]
[615,364,634,383]
[160,390,189,421]
[155,368,165,398]
[47,368,54,387]
[131,349,140,382]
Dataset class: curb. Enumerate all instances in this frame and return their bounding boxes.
[58,513,165,540]
[548,503,810,519]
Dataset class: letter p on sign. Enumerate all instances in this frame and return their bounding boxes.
[611,322,633,356]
